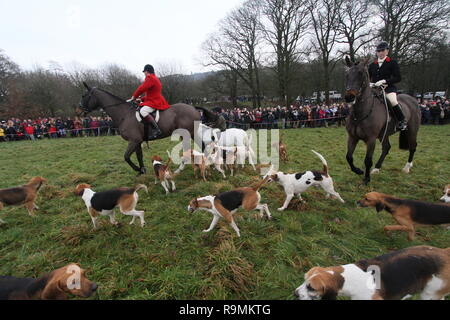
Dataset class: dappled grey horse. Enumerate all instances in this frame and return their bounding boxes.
[344,57,421,185]
[78,82,219,175]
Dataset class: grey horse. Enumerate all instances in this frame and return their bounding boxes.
[344,57,421,185]
[77,82,220,175]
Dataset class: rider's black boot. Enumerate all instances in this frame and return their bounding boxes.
[392,104,407,131]
[143,114,162,140]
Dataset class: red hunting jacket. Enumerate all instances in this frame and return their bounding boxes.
[132,74,170,110]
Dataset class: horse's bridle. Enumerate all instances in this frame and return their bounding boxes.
[79,88,131,113]
[350,68,375,123]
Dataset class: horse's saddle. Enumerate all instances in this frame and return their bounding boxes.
[135,108,160,123]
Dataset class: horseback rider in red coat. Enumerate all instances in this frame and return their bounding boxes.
[368,41,407,131]
[127,64,170,139]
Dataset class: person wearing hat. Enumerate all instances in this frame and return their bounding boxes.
[368,41,407,131]
[127,64,170,139]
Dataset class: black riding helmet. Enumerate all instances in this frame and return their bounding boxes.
[376,41,389,51]
[143,64,155,73]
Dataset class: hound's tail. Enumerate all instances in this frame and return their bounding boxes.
[134,184,148,194]
[165,150,173,169]
[166,150,181,178]
[311,150,329,177]
[252,176,270,191]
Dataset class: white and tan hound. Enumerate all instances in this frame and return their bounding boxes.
[265,150,345,211]
[75,183,148,229]
[440,184,450,203]
[295,245,450,300]
[152,152,176,194]
[187,177,271,237]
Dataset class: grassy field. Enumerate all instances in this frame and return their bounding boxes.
[0,125,449,300]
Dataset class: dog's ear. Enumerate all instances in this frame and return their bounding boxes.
[321,288,339,300]
[375,201,385,212]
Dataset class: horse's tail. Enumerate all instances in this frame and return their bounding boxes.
[311,150,329,177]
[195,106,219,126]
[399,130,409,150]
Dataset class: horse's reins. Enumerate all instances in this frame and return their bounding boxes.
[380,85,390,145]
[351,69,390,144]
[80,88,133,112]
[352,69,375,123]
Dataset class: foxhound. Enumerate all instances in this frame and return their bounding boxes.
[152,152,176,194]
[75,183,148,229]
[358,191,450,240]
[0,176,47,224]
[0,263,97,300]
[440,184,450,203]
[187,177,271,237]
[295,245,450,300]
[265,150,345,211]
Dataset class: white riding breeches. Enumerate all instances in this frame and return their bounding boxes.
[386,93,398,106]
[136,106,160,123]
[140,106,155,117]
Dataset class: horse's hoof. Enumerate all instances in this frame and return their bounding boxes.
[140,167,147,175]
[354,168,364,175]
[371,168,380,174]
[402,162,412,174]
[363,179,370,185]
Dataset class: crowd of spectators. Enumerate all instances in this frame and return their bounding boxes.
[217,103,351,130]
[1,98,448,143]
[418,98,450,125]
[0,116,118,142]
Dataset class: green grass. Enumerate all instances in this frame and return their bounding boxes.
[0,125,449,300]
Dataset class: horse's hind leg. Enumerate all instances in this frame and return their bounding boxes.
[124,142,141,174]
[372,137,391,174]
[136,144,146,175]
[346,136,363,175]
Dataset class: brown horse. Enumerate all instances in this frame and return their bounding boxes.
[344,57,421,185]
[77,82,219,175]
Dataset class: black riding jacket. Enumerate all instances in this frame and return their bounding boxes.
[368,57,401,94]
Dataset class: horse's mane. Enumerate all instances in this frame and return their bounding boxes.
[96,88,127,102]
[95,88,135,110]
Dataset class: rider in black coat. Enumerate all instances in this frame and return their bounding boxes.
[368,41,407,131]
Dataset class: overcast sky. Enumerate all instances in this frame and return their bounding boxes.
[0,0,243,75]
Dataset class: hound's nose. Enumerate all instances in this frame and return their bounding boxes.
[91,283,98,291]
[294,289,299,298]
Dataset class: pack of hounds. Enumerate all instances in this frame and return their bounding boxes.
[0,129,449,300]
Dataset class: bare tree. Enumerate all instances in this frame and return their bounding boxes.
[202,0,263,107]
[308,0,343,104]
[156,62,191,104]
[374,0,450,61]
[101,64,140,98]
[336,0,375,61]
[0,50,20,104]
[261,0,310,107]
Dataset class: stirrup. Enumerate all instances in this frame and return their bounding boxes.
[148,128,161,140]
[397,120,407,131]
